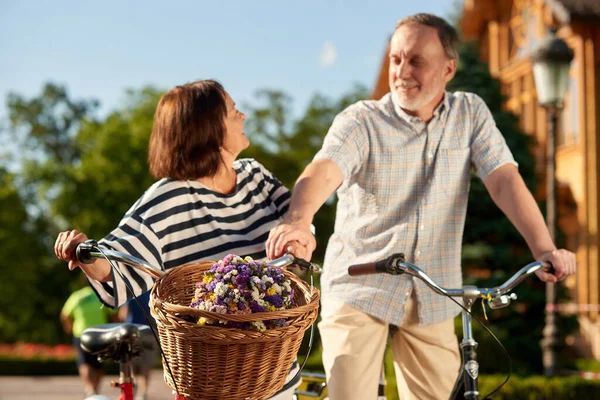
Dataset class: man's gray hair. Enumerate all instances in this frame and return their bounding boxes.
[396,13,460,62]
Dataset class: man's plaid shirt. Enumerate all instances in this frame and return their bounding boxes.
[313,91,517,327]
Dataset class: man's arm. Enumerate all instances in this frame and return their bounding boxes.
[60,312,73,335]
[266,158,344,260]
[483,163,576,282]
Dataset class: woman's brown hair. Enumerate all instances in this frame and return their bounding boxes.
[148,79,227,180]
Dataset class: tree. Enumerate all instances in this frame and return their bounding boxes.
[0,166,64,343]
[52,87,162,239]
[1,84,162,343]
[0,83,100,344]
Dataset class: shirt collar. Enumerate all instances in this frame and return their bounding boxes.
[390,90,450,124]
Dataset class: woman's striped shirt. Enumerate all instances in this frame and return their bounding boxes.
[88,158,291,308]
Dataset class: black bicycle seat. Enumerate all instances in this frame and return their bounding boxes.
[80,323,156,361]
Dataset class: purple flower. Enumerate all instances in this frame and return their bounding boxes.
[249,302,266,313]
[264,294,284,308]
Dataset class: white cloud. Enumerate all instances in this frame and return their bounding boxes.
[319,41,337,69]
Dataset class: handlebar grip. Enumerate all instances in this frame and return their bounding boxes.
[76,240,98,264]
[348,259,388,276]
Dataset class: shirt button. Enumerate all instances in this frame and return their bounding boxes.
[420,225,424,230]
[416,251,421,256]
[428,152,434,159]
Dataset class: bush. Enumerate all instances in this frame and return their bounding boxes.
[0,356,120,376]
[479,375,600,399]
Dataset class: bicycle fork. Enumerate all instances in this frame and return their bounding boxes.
[449,285,480,400]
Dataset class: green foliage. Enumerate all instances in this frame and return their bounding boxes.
[479,375,600,400]
[0,165,72,344]
[54,87,162,238]
[0,84,160,344]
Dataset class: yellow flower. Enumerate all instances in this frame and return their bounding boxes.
[197,317,208,326]
[191,297,197,303]
[207,293,215,301]
[267,305,275,312]
[266,287,276,296]
[244,256,254,262]
[203,275,214,284]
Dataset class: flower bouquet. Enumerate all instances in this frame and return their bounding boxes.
[190,254,295,331]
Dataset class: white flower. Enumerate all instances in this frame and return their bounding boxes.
[271,283,282,294]
[251,321,267,332]
[215,282,228,297]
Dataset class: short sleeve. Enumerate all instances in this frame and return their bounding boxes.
[313,112,369,179]
[469,94,518,180]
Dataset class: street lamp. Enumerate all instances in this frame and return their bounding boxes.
[530,29,574,377]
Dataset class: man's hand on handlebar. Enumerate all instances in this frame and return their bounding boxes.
[54,230,90,271]
[535,249,576,283]
[266,222,316,261]
[284,240,311,261]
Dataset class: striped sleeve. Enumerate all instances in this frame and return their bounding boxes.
[88,212,162,309]
[469,94,518,180]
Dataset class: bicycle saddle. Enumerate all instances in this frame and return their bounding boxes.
[80,323,156,361]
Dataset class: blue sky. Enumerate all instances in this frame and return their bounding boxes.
[1,0,459,121]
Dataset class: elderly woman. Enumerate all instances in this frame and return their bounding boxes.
[54,79,306,399]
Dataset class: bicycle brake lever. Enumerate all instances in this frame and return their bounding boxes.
[284,253,323,273]
[76,239,99,264]
[384,253,406,275]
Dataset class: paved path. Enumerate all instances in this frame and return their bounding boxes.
[0,370,174,400]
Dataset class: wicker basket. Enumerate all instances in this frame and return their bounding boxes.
[149,260,320,400]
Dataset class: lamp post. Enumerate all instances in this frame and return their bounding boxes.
[530,29,574,377]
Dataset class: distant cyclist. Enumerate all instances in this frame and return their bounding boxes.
[61,285,112,398]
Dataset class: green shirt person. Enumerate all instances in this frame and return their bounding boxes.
[61,285,111,397]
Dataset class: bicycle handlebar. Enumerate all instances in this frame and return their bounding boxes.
[76,239,323,278]
[348,253,552,300]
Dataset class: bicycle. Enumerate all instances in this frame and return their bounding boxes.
[346,252,553,400]
[75,239,322,400]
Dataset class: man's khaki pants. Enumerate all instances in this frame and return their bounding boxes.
[318,293,460,400]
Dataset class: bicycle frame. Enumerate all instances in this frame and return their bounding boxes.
[348,253,550,400]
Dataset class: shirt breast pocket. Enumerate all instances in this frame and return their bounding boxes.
[435,148,471,199]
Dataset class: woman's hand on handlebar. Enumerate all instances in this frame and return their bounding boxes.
[54,230,89,271]
[535,249,577,283]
